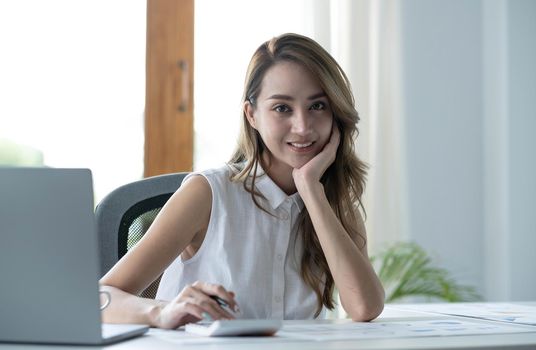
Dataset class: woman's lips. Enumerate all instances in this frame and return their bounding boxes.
[287,141,315,153]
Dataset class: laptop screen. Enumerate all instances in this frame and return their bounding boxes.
[0,168,103,343]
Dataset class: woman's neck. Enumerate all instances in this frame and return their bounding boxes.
[260,154,296,195]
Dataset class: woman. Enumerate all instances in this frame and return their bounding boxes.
[100,33,384,329]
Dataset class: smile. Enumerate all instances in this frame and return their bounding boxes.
[289,142,313,148]
[287,141,315,153]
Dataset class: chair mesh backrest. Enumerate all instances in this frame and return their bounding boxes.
[127,208,161,250]
[119,195,172,299]
[96,172,187,299]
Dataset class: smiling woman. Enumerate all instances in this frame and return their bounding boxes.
[243,61,334,192]
[99,33,384,328]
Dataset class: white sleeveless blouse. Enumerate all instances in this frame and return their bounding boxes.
[155,164,326,319]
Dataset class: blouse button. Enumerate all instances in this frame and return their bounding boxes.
[275,296,282,303]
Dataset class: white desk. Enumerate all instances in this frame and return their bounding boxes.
[1,303,536,350]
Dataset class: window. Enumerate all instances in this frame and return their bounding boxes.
[0,0,146,201]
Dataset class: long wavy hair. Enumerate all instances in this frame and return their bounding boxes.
[229,33,368,317]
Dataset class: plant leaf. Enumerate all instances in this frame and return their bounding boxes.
[371,242,482,303]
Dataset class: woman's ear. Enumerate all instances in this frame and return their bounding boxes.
[244,101,257,130]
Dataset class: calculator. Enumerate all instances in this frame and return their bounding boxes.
[185,319,282,337]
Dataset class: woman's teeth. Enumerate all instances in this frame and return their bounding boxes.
[289,142,313,148]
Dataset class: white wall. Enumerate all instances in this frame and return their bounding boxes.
[483,0,510,301]
[506,0,536,300]
[399,0,485,293]
[398,0,536,300]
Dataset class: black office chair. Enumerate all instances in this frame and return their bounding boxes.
[95,172,188,298]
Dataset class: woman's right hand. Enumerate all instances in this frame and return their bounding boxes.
[155,281,239,329]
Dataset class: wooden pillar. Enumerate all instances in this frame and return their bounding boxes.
[145,0,194,177]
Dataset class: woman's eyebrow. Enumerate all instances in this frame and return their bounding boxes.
[308,92,327,100]
[267,94,293,101]
[266,92,326,101]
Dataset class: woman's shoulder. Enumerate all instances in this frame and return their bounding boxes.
[181,164,239,193]
[185,163,235,179]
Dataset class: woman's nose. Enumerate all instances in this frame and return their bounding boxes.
[291,110,311,135]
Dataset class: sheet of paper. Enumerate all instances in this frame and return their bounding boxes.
[149,314,536,344]
[149,328,299,345]
[277,319,535,341]
[391,303,536,326]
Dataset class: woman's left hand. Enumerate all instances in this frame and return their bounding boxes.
[292,124,340,195]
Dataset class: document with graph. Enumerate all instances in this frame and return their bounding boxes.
[390,303,536,326]
[277,318,535,341]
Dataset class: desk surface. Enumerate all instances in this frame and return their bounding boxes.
[1,302,536,350]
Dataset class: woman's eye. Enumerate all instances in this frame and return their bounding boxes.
[274,105,291,113]
[310,102,326,111]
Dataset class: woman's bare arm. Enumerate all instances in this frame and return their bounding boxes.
[292,127,385,321]
[99,175,237,328]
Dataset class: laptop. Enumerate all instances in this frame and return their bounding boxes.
[0,167,148,345]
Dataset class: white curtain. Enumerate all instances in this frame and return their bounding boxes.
[305,0,409,318]
[307,0,409,253]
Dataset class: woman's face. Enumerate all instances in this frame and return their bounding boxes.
[245,61,333,173]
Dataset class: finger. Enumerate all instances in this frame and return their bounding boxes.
[329,124,341,148]
[211,285,240,314]
[195,291,234,320]
[178,285,226,319]
[160,301,203,329]
[322,126,340,165]
[194,282,240,314]
[179,300,205,320]
[189,288,235,320]
[226,291,240,313]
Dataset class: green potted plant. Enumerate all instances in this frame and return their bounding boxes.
[371,241,481,302]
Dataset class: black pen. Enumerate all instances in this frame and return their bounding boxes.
[210,295,240,314]
[200,296,231,322]
[210,295,229,308]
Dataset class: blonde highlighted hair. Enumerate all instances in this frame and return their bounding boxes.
[229,33,367,316]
